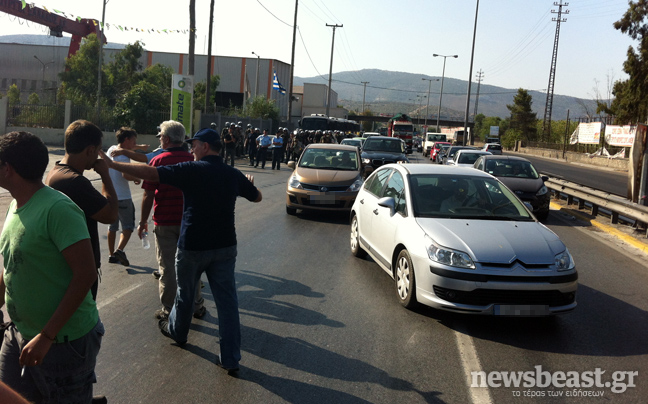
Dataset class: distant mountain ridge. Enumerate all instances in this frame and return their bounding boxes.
[294,68,597,120]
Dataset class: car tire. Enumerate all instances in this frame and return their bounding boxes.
[286,206,297,215]
[395,249,417,309]
[350,214,367,258]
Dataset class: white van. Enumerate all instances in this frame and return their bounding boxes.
[423,132,447,155]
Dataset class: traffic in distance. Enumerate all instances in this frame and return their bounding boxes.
[285,119,570,317]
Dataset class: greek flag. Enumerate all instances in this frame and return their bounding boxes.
[273,71,286,94]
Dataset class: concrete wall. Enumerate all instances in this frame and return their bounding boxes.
[514,145,628,171]
[5,125,158,149]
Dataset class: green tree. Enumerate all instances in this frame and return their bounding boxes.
[535,119,579,144]
[609,3,648,123]
[114,81,168,134]
[244,95,280,120]
[27,92,40,105]
[103,41,145,107]
[7,84,21,105]
[193,75,220,111]
[59,34,101,106]
[507,89,538,142]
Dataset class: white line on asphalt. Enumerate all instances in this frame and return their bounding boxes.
[455,328,494,404]
[97,283,143,311]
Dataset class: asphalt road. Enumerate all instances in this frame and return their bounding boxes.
[84,153,648,403]
[1,151,646,403]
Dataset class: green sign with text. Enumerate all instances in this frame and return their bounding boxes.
[171,74,193,134]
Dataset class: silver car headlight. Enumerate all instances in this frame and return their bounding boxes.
[346,177,363,192]
[425,236,475,269]
[288,175,303,190]
[362,158,371,165]
[537,185,549,196]
[554,249,574,271]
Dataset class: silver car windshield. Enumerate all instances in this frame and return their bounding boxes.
[409,174,534,220]
[298,149,359,171]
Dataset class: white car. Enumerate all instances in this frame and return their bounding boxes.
[449,149,492,167]
[349,164,577,315]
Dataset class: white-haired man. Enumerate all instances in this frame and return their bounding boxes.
[138,121,205,320]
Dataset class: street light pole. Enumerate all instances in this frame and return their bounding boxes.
[433,54,458,132]
[422,77,439,134]
[252,51,260,98]
[33,55,54,88]
[463,0,480,145]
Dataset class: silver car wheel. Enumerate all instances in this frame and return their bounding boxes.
[350,214,367,258]
[396,256,411,300]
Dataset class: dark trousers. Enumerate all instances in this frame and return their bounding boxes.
[272,147,283,169]
[256,147,268,167]
[248,147,257,165]
[225,146,236,166]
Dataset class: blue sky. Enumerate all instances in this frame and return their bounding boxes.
[0,0,635,99]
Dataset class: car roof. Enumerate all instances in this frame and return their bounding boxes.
[304,143,358,151]
[364,135,401,141]
[384,163,495,178]
[456,149,491,154]
[479,155,530,162]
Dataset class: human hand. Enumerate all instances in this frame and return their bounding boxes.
[92,158,109,177]
[19,334,52,367]
[134,179,141,185]
[246,174,254,185]
[98,150,115,168]
[134,144,149,152]
[137,222,148,239]
[110,148,124,157]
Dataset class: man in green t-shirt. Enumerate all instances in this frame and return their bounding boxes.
[0,132,103,403]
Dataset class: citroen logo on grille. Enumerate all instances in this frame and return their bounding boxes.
[320,187,328,192]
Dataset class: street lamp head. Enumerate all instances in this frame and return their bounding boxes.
[452,55,458,58]
[433,54,439,57]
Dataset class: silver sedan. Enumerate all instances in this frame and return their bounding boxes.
[349,164,577,316]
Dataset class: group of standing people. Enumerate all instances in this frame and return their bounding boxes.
[0,119,262,403]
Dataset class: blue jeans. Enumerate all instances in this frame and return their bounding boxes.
[168,245,241,368]
[0,320,104,404]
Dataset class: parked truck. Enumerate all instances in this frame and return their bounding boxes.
[387,114,414,153]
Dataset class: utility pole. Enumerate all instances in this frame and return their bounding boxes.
[205,0,215,113]
[325,23,342,117]
[287,0,299,128]
[96,0,106,122]
[361,81,369,114]
[189,0,195,75]
[473,69,484,120]
[463,0,480,146]
[542,1,569,141]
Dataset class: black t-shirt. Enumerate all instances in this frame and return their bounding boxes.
[45,162,108,268]
[157,155,259,251]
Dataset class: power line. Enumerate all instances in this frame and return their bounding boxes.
[254,0,293,27]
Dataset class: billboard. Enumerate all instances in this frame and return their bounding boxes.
[171,74,193,135]
[605,125,636,147]
[570,122,601,145]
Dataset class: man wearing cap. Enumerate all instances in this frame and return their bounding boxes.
[137,120,206,321]
[99,128,262,375]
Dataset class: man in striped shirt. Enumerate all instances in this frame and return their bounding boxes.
[138,121,206,321]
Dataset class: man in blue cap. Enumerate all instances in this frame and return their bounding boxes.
[99,128,262,375]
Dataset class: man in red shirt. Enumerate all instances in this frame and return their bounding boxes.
[138,121,205,320]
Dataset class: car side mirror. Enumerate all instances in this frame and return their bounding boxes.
[378,196,396,216]
[541,175,549,182]
[288,161,296,169]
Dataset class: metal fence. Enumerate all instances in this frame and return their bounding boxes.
[7,104,65,128]
[70,105,170,134]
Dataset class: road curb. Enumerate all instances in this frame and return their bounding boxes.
[550,201,648,254]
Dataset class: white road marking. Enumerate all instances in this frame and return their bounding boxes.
[97,283,143,311]
[455,328,494,404]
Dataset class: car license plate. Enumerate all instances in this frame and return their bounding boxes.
[494,304,550,316]
[310,193,335,204]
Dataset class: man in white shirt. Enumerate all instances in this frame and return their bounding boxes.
[106,127,141,266]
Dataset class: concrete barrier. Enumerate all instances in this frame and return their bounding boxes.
[513,146,628,171]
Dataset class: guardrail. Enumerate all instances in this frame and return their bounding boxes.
[545,177,648,236]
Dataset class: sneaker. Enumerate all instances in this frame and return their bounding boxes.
[92,396,108,404]
[217,354,239,376]
[154,309,169,320]
[158,319,185,346]
[113,249,129,266]
[152,270,161,279]
[108,255,118,264]
[193,306,206,319]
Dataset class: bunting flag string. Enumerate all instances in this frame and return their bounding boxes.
[13,1,196,35]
